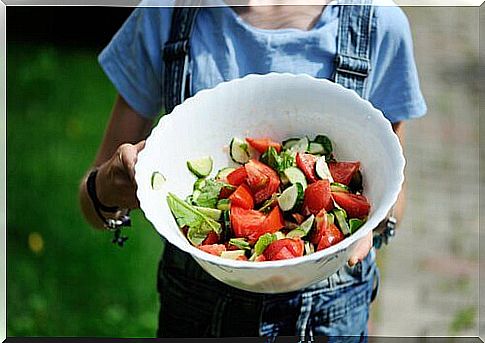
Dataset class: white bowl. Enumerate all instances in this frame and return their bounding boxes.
[135,73,405,294]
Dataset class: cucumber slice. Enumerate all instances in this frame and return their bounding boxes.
[299,214,315,235]
[216,167,236,181]
[221,250,246,260]
[193,178,207,191]
[283,167,307,189]
[286,229,306,238]
[327,213,335,225]
[151,172,166,190]
[315,156,334,182]
[194,206,222,221]
[313,135,333,155]
[275,231,286,240]
[230,137,250,164]
[282,138,300,150]
[216,198,231,211]
[287,214,314,238]
[277,183,304,212]
[308,142,325,155]
[192,189,201,203]
[187,156,213,178]
[289,137,310,153]
[349,218,364,234]
[330,182,350,193]
[333,208,350,236]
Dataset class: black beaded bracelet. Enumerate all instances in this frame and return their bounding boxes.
[86,169,131,246]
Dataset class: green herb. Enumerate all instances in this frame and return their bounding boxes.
[193,179,230,209]
[254,233,277,255]
[229,238,251,250]
[166,193,221,246]
[349,218,364,234]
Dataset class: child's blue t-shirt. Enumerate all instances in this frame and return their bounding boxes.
[99,3,427,123]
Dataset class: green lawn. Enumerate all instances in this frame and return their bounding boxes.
[7,43,164,337]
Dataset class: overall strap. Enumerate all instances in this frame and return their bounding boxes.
[163,6,200,114]
[334,0,374,98]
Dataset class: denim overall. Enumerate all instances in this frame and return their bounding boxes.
[158,2,379,340]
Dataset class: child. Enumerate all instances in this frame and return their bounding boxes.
[79,1,426,340]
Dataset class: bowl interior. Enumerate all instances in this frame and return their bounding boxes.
[135,73,404,268]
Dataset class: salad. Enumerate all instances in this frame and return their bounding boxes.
[162,135,371,262]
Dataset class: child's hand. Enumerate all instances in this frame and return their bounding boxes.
[95,140,146,209]
[348,231,373,267]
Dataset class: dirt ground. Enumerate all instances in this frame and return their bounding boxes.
[369,6,480,337]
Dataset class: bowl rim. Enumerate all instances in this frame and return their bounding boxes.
[135,72,405,270]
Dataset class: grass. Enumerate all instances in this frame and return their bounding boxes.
[7,43,164,337]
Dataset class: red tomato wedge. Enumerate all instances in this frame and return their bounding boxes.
[302,180,334,216]
[198,244,226,256]
[296,153,319,183]
[261,206,285,236]
[228,183,254,210]
[230,207,266,241]
[255,254,267,262]
[328,162,360,185]
[202,231,220,245]
[263,238,304,261]
[317,223,345,251]
[332,192,371,219]
[310,209,328,246]
[219,186,235,199]
[226,166,247,186]
[236,255,248,261]
[246,137,282,154]
[245,159,280,204]
[230,206,284,244]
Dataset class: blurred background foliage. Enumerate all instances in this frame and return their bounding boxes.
[7,7,165,337]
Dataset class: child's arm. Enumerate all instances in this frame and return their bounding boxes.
[79,95,154,229]
[348,121,405,266]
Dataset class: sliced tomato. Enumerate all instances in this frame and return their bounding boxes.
[296,153,319,183]
[310,209,328,246]
[202,230,220,245]
[246,137,282,154]
[332,192,371,219]
[302,179,334,216]
[328,162,360,185]
[230,206,266,242]
[261,206,285,236]
[227,166,248,186]
[236,255,249,261]
[198,244,226,256]
[228,183,254,210]
[230,205,284,244]
[317,223,345,251]
[219,186,235,199]
[255,254,267,262]
[245,159,280,203]
[263,238,304,261]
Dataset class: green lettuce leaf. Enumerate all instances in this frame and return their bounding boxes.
[166,193,221,246]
